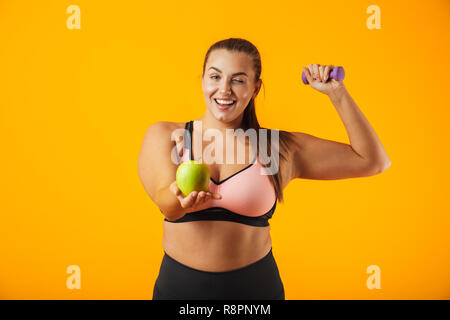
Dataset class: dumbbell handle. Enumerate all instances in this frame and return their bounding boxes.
[302,66,345,84]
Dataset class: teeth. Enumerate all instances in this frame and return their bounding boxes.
[216,99,235,105]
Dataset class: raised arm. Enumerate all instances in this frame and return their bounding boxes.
[291,131,382,180]
[292,64,391,180]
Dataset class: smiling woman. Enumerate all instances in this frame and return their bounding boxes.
[200,44,297,202]
[137,37,390,300]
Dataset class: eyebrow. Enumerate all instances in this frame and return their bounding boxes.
[208,67,248,77]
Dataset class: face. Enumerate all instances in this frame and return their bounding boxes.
[202,49,261,123]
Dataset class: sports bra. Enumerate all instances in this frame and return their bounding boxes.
[163,120,277,227]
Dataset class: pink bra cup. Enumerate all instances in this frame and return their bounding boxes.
[165,120,277,227]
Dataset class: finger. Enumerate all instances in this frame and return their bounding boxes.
[175,187,188,202]
[319,65,324,82]
[180,191,198,208]
[307,64,315,81]
[203,192,213,203]
[212,192,222,200]
[312,64,319,80]
[200,191,210,203]
[323,65,330,82]
[203,191,214,204]
[192,191,203,207]
[308,64,315,80]
[303,66,313,83]
[170,181,181,196]
[193,191,206,207]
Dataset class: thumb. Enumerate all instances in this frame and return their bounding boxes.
[330,78,344,87]
[170,181,181,196]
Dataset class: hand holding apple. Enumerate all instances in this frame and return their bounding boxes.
[171,160,222,209]
[170,180,221,210]
[171,135,221,209]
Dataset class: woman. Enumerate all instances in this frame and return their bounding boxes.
[138,38,390,300]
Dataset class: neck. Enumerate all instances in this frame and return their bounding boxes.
[197,109,245,133]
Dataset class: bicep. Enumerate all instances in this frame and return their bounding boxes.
[137,122,179,201]
[292,132,378,180]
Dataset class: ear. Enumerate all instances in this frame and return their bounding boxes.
[252,78,262,99]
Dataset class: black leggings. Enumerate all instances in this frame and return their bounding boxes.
[153,248,285,300]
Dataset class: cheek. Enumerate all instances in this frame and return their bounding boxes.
[235,85,252,99]
[203,81,216,95]
[240,92,250,99]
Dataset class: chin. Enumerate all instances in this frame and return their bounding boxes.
[208,102,243,123]
[213,112,229,122]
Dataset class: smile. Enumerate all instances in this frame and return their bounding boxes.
[214,98,236,110]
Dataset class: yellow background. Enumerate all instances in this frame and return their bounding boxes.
[1,0,449,299]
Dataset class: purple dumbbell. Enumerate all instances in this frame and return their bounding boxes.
[302,66,345,84]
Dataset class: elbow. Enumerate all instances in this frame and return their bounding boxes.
[164,212,186,222]
[159,207,176,221]
[153,186,187,221]
[373,158,391,174]
[159,206,186,221]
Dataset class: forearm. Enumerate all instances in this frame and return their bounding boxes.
[328,85,391,169]
[155,185,189,221]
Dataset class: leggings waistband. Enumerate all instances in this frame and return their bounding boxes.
[163,248,274,275]
[153,247,284,300]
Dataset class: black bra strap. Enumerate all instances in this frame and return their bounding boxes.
[183,120,193,161]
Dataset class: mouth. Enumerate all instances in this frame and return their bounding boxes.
[214,98,236,110]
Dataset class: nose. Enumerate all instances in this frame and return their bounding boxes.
[219,79,231,95]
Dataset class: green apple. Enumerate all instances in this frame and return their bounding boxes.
[176,160,210,197]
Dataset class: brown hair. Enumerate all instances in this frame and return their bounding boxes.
[201,38,296,203]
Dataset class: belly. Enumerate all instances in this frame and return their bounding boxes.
[162,220,272,272]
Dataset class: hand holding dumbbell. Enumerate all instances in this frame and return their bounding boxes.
[302,64,346,96]
[302,66,345,84]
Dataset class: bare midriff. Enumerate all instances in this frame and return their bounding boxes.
[162,220,272,272]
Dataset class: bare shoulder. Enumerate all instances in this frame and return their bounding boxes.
[143,121,186,144]
[146,120,184,135]
[139,120,187,161]
[137,120,187,198]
